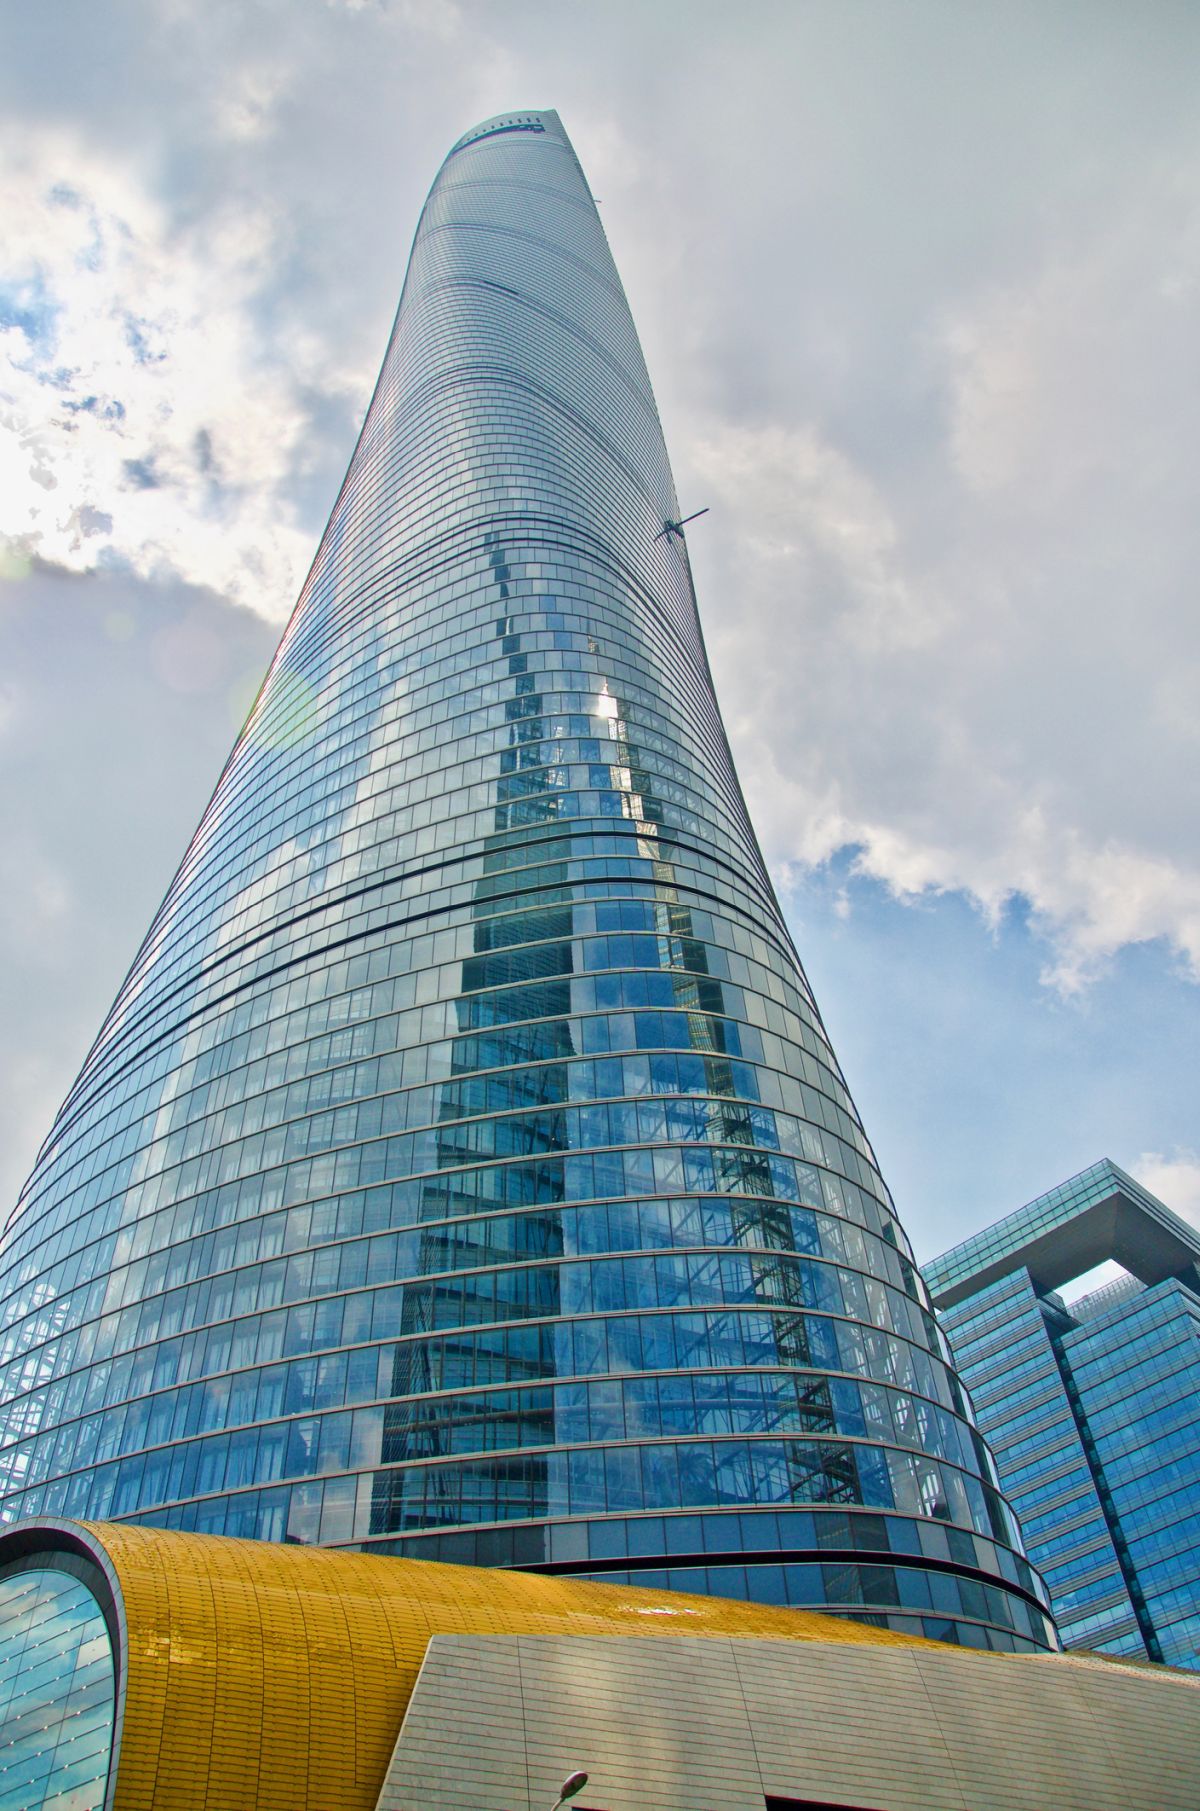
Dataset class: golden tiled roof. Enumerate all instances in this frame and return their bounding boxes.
[76,1518,927,1811]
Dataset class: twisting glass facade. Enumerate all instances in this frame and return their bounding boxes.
[0,112,1051,1652]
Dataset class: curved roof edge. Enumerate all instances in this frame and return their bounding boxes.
[447,109,565,157]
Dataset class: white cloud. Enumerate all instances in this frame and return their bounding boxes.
[1133,1151,1200,1232]
[0,0,1194,1229]
[324,0,465,34]
[212,64,289,143]
[686,142,1200,995]
[0,843,70,956]
[4,9,1196,1004]
[946,166,1200,510]
[0,128,366,618]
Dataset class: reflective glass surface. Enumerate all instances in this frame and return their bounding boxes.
[1059,1281,1200,1669]
[936,1177,1200,1670]
[924,1160,1179,1303]
[0,1565,114,1811]
[937,1271,1144,1657]
[0,111,1046,1651]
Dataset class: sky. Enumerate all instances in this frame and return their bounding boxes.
[1,0,1198,1262]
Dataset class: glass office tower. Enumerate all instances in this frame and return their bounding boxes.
[0,112,1051,1651]
[928,1159,1200,1668]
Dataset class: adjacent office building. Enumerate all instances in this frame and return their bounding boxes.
[927,1158,1200,1671]
[0,110,1049,1651]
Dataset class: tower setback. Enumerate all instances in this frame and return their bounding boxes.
[0,112,1051,1651]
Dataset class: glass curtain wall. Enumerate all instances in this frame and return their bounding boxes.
[0,112,1050,1652]
[0,1563,115,1811]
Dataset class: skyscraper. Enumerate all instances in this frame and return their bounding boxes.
[0,111,1051,1652]
[928,1159,1200,1669]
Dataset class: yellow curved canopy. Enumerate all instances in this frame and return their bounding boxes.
[77,1518,926,1811]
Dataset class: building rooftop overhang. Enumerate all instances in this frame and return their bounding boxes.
[924,1159,1200,1310]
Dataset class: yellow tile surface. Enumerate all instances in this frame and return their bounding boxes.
[79,1517,930,1811]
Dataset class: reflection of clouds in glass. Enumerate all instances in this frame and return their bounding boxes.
[246,668,321,753]
[594,679,657,844]
[0,1567,114,1811]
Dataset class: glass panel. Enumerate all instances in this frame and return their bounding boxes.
[0,1567,114,1811]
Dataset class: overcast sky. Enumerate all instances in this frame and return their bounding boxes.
[2,0,1198,1261]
